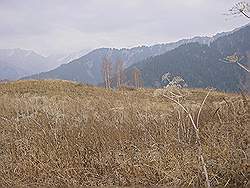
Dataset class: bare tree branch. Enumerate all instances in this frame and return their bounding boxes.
[228,2,250,19]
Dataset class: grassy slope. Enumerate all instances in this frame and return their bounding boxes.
[0,80,249,187]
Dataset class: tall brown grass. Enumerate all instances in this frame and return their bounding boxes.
[0,80,249,187]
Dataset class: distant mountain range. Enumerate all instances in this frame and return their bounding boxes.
[0,49,50,80]
[0,49,58,80]
[0,48,89,80]
[22,26,240,85]
[4,24,250,92]
[125,25,250,92]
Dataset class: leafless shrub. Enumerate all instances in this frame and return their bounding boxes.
[162,72,188,88]
[155,87,213,187]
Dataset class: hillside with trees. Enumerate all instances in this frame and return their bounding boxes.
[125,25,250,92]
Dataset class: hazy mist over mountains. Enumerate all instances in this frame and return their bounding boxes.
[21,25,242,82]
[0,48,90,80]
[0,0,247,55]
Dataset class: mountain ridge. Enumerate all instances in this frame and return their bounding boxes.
[0,48,50,80]
[22,25,241,84]
[124,25,250,92]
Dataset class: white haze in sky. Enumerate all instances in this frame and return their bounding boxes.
[0,0,249,56]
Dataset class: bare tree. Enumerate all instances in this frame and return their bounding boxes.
[132,67,142,88]
[115,59,125,88]
[228,1,250,18]
[102,57,112,89]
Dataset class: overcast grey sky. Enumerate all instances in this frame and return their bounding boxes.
[0,0,249,56]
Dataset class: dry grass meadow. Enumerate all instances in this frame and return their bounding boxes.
[0,80,249,187]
